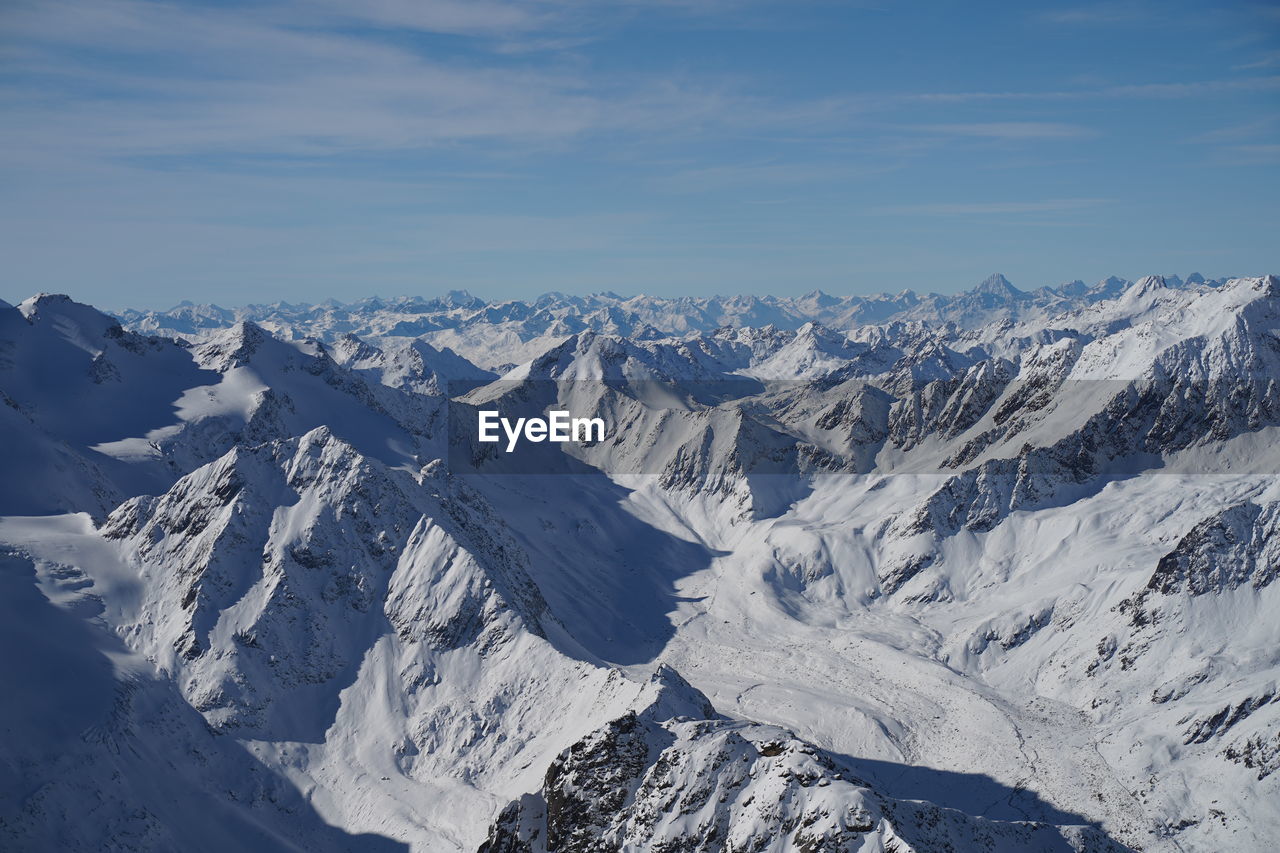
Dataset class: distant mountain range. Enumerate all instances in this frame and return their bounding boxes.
[113,273,1230,371]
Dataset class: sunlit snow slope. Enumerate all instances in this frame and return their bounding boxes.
[3,274,1277,852]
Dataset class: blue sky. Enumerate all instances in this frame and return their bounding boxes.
[1,0,1277,309]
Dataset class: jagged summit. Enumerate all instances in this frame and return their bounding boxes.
[442,288,482,308]
[194,320,273,370]
[973,272,1024,298]
[1129,273,1168,296]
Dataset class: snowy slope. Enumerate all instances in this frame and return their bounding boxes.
[3,274,1277,852]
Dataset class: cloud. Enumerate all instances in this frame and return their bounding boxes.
[0,0,788,159]
[1186,118,1278,144]
[1038,3,1152,25]
[3,0,1272,169]
[301,0,550,37]
[877,198,1111,216]
[647,159,899,194]
[1102,77,1280,98]
[1235,50,1280,71]
[911,122,1096,140]
[1220,144,1280,164]
[1,0,895,171]
[904,76,1280,103]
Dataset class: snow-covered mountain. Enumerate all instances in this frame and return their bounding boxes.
[3,274,1277,852]
[113,273,1233,372]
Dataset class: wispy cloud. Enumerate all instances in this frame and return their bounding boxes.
[904,75,1280,103]
[877,198,1111,216]
[1235,50,1280,70]
[910,122,1096,140]
[1104,77,1280,98]
[301,0,553,37]
[1038,2,1153,25]
[1033,0,1239,30]
[649,159,898,194]
[3,0,1272,167]
[1220,144,1280,165]
[1186,117,1278,144]
[0,0,785,159]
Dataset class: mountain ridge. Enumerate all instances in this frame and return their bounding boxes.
[3,274,1278,852]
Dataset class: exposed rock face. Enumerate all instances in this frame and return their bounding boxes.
[481,704,1130,853]
[1145,501,1280,597]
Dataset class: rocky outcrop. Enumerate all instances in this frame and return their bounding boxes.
[481,696,1130,853]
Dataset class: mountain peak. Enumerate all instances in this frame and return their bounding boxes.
[1221,274,1280,298]
[442,289,481,309]
[972,273,1023,298]
[195,320,273,369]
[1128,275,1168,299]
[798,289,838,308]
[228,319,270,343]
[16,293,124,349]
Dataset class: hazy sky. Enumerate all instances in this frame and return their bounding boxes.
[2,0,1278,309]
